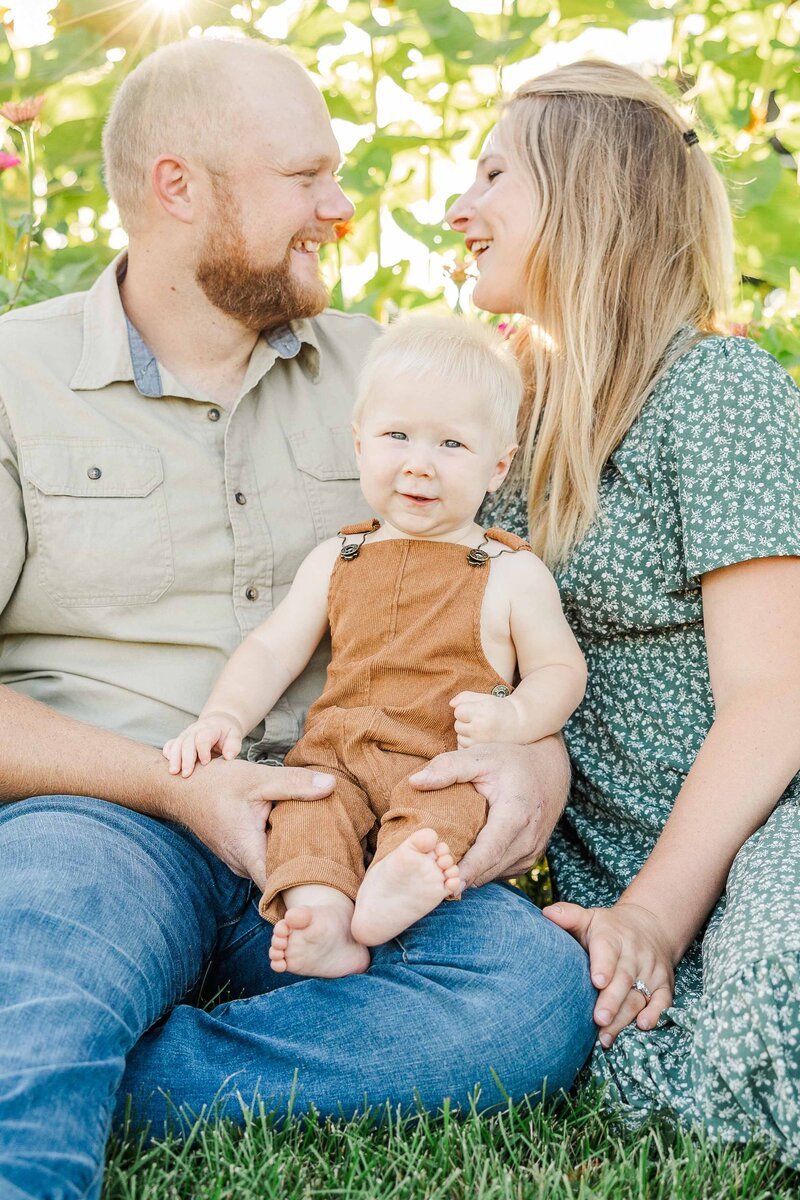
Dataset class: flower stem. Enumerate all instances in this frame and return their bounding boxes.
[4,124,36,312]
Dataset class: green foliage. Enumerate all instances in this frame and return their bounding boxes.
[0,0,797,374]
[105,1087,799,1199]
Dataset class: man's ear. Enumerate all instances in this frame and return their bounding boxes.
[151,154,196,225]
[352,421,362,461]
[487,442,517,494]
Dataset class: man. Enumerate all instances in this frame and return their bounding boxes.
[0,37,595,1200]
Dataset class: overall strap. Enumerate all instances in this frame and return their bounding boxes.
[338,519,381,537]
[485,527,533,553]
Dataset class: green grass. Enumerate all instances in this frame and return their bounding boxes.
[105,1089,799,1199]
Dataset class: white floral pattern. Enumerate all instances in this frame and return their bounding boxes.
[482,335,800,1166]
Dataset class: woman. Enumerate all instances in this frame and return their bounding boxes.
[448,59,800,1164]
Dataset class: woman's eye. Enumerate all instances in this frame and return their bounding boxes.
[443,439,463,449]
[388,431,407,440]
[487,170,501,182]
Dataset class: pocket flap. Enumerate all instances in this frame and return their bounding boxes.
[288,426,359,481]
[19,440,164,498]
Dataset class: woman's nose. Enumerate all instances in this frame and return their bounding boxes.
[445,189,473,230]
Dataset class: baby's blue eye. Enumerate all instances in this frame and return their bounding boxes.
[388,431,407,440]
[443,439,463,449]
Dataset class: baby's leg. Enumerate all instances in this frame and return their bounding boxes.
[264,722,378,977]
[351,756,487,947]
[269,883,369,979]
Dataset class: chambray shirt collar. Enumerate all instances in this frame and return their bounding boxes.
[70,252,322,396]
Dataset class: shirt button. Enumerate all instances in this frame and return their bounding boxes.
[87,466,102,480]
[207,408,221,422]
[235,491,247,506]
[491,684,511,698]
[245,586,259,601]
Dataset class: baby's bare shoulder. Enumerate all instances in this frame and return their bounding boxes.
[297,536,342,583]
[490,546,556,589]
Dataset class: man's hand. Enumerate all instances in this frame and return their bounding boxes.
[449,692,526,748]
[543,900,675,1046]
[408,738,570,888]
[170,758,335,891]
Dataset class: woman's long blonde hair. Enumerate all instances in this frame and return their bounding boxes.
[503,60,733,568]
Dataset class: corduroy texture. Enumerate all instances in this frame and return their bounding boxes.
[260,526,531,922]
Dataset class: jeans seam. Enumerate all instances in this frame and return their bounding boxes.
[216,883,257,932]
[393,935,408,964]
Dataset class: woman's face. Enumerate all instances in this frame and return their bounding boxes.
[446,120,536,315]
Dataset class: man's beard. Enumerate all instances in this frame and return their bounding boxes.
[194,186,329,331]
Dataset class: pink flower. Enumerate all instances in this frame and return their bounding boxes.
[0,152,21,171]
[0,95,45,127]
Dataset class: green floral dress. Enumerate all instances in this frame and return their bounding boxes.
[482,334,800,1165]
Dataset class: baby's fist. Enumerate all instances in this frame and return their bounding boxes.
[450,690,519,748]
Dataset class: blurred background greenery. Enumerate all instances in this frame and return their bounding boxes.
[0,0,798,375]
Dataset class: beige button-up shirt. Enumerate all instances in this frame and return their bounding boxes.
[0,256,378,756]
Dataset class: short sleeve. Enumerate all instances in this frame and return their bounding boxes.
[0,393,25,613]
[649,336,800,591]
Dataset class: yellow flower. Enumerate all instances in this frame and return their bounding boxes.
[334,219,355,241]
[0,95,45,128]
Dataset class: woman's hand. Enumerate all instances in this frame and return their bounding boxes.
[163,710,244,778]
[543,900,675,1046]
[408,737,570,887]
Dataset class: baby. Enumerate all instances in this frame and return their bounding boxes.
[165,316,586,979]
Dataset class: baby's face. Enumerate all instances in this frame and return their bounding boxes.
[353,370,515,540]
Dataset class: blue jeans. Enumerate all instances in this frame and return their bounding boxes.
[0,795,596,1200]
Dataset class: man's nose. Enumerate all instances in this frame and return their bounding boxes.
[318,177,355,224]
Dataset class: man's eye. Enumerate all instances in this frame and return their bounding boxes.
[443,439,464,449]
[388,431,407,440]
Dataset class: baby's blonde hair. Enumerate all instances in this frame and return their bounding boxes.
[355,316,523,448]
[502,60,733,567]
[103,37,300,231]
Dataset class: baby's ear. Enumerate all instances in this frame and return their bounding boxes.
[351,422,362,459]
[488,443,517,493]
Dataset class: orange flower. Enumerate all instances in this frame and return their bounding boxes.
[0,95,45,127]
[333,219,355,241]
[443,256,475,286]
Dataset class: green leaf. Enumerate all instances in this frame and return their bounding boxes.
[736,168,800,288]
[390,208,463,253]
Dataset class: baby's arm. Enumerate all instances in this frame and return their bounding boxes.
[164,538,340,776]
[452,553,587,748]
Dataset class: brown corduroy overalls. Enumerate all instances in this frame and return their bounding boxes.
[260,521,532,923]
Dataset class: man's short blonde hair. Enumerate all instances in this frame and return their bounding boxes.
[354,315,523,448]
[102,37,297,230]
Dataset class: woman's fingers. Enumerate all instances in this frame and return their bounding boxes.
[542,902,594,951]
[593,955,640,1026]
[598,985,647,1047]
[636,984,673,1031]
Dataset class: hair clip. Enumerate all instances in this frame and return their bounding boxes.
[683,128,699,147]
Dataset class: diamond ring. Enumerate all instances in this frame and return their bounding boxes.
[632,978,652,1002]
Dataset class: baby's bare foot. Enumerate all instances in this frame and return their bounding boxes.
[351,828,462,947]
[269,905,370,978]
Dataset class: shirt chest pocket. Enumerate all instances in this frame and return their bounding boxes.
[288,425,368,540]
[19,439,174,607]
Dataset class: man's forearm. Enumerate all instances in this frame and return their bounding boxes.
[0,685,184,817]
